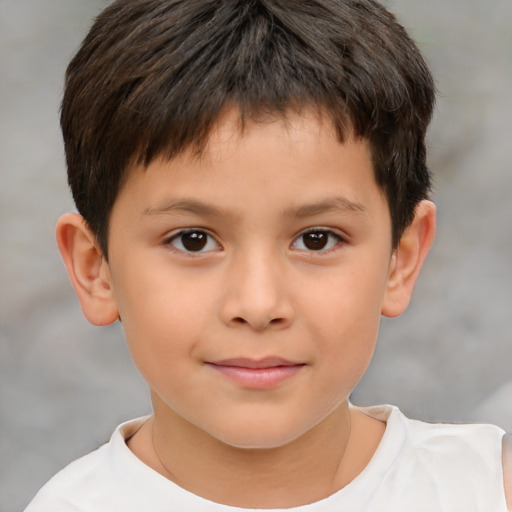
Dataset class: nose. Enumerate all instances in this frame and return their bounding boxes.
[219,249,294,331]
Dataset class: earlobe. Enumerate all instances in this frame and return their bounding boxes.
[381,200,436,318]
[56,213,119,326]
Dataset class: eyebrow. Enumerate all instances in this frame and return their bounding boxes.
[143,196,367,219]
[284,196,368,218]
[143,199,235,218]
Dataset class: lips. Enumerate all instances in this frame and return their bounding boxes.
[210,357,301,369]
[206,357,305,389]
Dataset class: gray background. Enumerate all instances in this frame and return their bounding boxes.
[1,0,511,510]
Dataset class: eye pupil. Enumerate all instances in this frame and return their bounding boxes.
[182,232,207,251]
[303,232,328,250]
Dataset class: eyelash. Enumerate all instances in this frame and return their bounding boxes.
[291,228,345,253]
[164,229,221,254]
[164,227,345,255]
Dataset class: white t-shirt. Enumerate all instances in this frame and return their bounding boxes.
[25,404,508,511]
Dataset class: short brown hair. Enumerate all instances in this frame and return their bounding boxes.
[61,0,435,257]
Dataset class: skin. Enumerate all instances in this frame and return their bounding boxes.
[57,108,438,508]
[504,433,512,511]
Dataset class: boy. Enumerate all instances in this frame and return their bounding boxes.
[26,0,511,510]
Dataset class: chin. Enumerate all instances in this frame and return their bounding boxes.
[209,418,310,450]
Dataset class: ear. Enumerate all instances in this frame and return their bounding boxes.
[381,200,436,318]
[56,213,119,326]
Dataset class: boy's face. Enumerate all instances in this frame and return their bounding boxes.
[105,108,397,448]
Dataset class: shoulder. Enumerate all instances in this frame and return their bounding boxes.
[24,417,150,512]
[387,407,508,508]
[402,409,504,447]
[403,413,506,469]
[24,443,110,511]
[503,433,512,511]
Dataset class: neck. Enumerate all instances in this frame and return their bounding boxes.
[129,399,363,509]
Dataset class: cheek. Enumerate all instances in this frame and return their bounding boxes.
[112,269,210,381]
[304,260,386,331]
[313,309,379,412]
[303,263,386,379]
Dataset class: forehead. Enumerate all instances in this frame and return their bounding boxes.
[136,107,362,183]
[116,107,386,222]
[130,104,351,173]
[201,105,349,160]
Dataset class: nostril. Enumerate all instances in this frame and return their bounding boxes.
[230,316,285,328]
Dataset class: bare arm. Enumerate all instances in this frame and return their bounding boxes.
[503,433,512,511]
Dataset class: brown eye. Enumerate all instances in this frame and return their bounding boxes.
[168,230,219,253]
[181,232,207,251]
[302,232,329,250]
[292,229,342,252]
